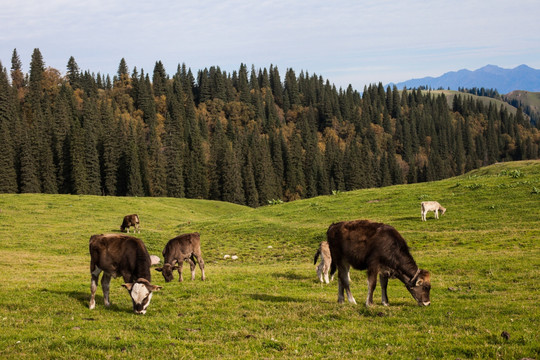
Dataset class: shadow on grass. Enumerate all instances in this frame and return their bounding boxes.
[271,271,312,280]
[250,294,305,303]
[394,216,420,222]
[43,288,133,313]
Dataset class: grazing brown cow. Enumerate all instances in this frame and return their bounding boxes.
[155,232,206,282]
[89,234,162,314]
[327,220,431,307]
[120,214,140,233]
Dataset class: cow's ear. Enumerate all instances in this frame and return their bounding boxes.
[151,285,163,291]
[415,279,424,286]
[155,268,163,272]
[122,283,133,291]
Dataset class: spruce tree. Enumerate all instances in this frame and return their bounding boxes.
[10,49,25,95]
[222,142,245,205]
[66,56,80,88]
[19,127,41,193]
[242,150,259,207]
[0,64,17,192]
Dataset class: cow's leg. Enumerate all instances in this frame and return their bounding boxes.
[187,256,196,280]
[101,273,112,307]
[323,262,330,284]
[316,262,324,283]
[193,250,206,281]
[89,266,101,310]
[177,260,184,282]
[338,263,356,304]
[365,268,377,307]
[380,273,389,306]
[435,209,439,219]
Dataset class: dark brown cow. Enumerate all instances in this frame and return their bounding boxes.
[155,232,206,282]
[89,234,162,314]
[120,214,140,233]
[327,220,431,307]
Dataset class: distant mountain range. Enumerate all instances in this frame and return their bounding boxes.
[391,65,540,94]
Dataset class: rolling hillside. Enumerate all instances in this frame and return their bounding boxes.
[0,160,538,359]
[421,89,519,115]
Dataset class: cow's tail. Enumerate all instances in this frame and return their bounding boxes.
[313,248,321,265]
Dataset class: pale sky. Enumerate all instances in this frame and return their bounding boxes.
[1,0,539,91]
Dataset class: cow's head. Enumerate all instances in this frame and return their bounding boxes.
[122,278,162,314]
[406,269,431,306]
[441,207,447,216]
[155,263,179,282]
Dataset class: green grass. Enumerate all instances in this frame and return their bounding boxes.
[504,90,540,114]
[1,160,539,359]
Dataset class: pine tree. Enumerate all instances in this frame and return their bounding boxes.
[99,100,120,195]
[152,61,168,97]
[285,132,305,200]
[242,150,259,207]
[237,63,250,103]
[19,127,41,193]
[68,119,89,195]
[28,48,45,111]
[0,63,18,192]
[126,125,144,197]
[222,142,245,205]
[66,56,80,88]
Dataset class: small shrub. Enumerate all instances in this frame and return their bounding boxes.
[331,190,341,196]
[509,170,523,178]
[465,183,483,190]
[418,194,429,200]
[267,199,283,205]
[532,187,540,195]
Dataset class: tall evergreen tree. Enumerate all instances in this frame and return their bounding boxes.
[0,63,18,192]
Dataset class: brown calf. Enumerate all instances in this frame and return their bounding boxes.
[327,220,431,307]
[156,232,206,282]
[120,214,140,233]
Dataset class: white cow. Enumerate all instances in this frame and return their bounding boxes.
[421,201,446,221]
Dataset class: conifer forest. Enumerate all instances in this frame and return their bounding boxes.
[1,49,539,206]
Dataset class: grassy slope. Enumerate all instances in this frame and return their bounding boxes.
[504,90,540,113]
[0,161,539,359]
[423,90,518,114]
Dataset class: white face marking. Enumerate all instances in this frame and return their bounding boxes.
[130,283,153,314]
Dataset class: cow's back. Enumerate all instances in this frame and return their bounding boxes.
[90,234,151,282]
[163,232,200,258]
[327,220,407,270]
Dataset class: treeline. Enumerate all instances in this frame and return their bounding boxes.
[458,87,501,99]
[502,97,540,127]
[0,48,539,206]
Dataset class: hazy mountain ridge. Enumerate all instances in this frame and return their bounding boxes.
[392,65,540,94]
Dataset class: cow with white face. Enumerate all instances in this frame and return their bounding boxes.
[89,234,162,314]
[122,278,160,315]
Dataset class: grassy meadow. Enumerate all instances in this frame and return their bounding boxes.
[0,161,539,359]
